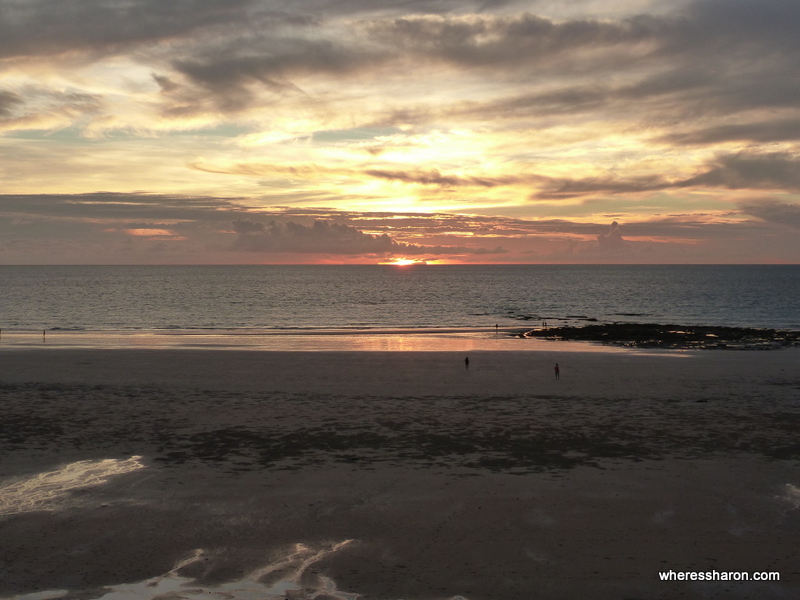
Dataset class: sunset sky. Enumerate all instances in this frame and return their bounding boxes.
[1,0,799,264]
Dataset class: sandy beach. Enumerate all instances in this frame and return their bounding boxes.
[1,345,799,600]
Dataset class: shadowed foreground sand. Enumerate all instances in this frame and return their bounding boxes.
[1,348,799,600]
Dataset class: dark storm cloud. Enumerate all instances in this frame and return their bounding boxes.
[231,219,507,255]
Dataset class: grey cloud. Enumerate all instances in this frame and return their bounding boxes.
[209,150,800,201]
[231,219,266,234]
[449,69,715,122]
[2,192,792,263]
[0,0,255,60]
[279,0,521,16]
[0,0,524,63]
[0,90,23,117]
[231,219,507,255]
[454,85,608,120]
[597,220,626,250]
[0,87,102,131]
[618,68,713,100]
[739,201,800,229]
[385,0,800,123]
[364,168,520,188]
[534,175,671,200]
[619,218,776,240]
[193,161,527,189]
[169,41,369,112]
[206,151,800,202]
[364,0,800,73]
[680,153,800,190]
[659,119,800,145]
[0,192,249,222]
[529,152,800,199]
[159,25,394,113]
[453,66,797,126]
[9,0,795,130]
[365,12,662,69]
[684,0,800,47]
[261,208,717,243]
[154,10,666,115]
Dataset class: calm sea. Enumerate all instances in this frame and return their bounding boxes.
[1,265,798,332]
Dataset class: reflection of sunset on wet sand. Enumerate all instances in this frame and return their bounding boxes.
[0,457,145,517]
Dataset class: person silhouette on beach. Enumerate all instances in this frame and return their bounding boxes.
[465,356,470,369]
[554,362,560,379]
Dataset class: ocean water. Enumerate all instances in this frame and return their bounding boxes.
[1,264,798,332]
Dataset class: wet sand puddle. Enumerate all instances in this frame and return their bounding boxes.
[6,541,361,600]
[0,457,145,516]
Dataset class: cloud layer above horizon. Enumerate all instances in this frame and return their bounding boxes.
[1,0,799,263]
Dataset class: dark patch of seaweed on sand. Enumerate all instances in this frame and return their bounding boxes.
[521,323,800,350]
[3,384,800,476]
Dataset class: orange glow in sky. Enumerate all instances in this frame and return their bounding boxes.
[381,259,426,266]
[1,1,798,264]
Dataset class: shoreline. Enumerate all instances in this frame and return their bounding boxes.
[2,322,799,352]
[0,327,624,353]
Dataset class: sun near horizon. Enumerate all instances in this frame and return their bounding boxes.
[1,1,799,265]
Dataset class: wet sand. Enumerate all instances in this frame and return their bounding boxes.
[1,348,799,600]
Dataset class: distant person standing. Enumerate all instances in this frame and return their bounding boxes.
[554,362,560,379]
[465,356,470,369]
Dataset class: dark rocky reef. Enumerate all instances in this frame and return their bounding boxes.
[522,323,800,350]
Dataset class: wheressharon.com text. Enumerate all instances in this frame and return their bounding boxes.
[660,570,780,582]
